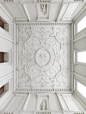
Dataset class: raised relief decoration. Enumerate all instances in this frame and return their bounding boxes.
[41,99,47,110]
[37,3,49,21]
[17,25,70,90]
[40,4,47,15]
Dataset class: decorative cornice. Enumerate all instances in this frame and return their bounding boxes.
[36,111,51,114]
[15,22,70,26]
[74,0,84,1]
[4,0,14,2]
[13,23,17,92]
[15,88,70,93]
[70,24,73,91]
[4,112,13,114]
[37,0,51,3]
[14,22,71,93]
[2,0,86,3]
[3,111,84,114]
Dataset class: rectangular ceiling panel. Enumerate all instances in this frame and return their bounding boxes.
[58,3,68,20]
[24,3,37,21]
[49,4,61,21]
[6,3,23,17]
[63,3,80,18]
[18,4,28,19]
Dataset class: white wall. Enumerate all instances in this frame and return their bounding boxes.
[0,4,14,110]
[72,5,86,110]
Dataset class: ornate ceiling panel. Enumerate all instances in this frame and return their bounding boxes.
[15,23,70,91]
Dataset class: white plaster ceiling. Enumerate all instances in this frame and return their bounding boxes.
[0,0,86,22]
[15,23,70,91]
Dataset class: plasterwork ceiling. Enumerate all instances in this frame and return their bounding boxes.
[17,24,70,90]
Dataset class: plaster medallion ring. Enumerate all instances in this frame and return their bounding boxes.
[36,49,50,66]
[35,44,55,71]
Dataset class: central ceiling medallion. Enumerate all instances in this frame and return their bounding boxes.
[36,48,50,66]
[35,44,55,71]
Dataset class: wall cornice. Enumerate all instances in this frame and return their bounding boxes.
[14,22,71,93]
[15,22,70,26]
